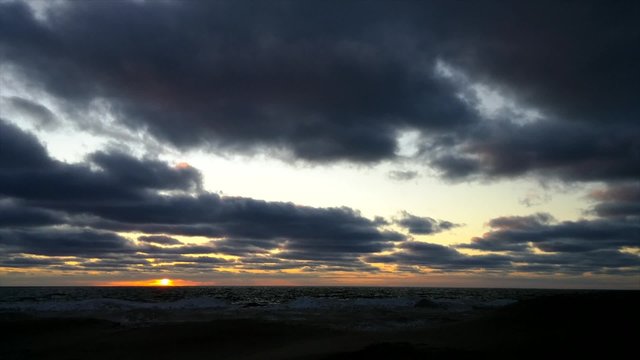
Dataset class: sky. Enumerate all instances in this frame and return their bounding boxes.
[0,0,638,288]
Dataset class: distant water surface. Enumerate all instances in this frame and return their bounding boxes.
[0,286,593,329]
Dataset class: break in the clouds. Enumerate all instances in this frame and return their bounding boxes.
[0,1,639,285]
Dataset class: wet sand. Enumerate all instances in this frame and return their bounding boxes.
[1,291,637,359]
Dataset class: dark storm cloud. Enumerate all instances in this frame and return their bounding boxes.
[2,0,639,279]
[0,228,135,257]
[429,154,480,179]
[0,120,401,249]
[75,218,224,238]
[366,235,639,275]
[394,211,459,235]
[298,261,380,273]
[0,117,51,170]
[69,194,404,254]
[0,256,66,268]
[2,0,637,178]
[460,213,640,254]
[365,241,512,271]
[74,195,404,262]
[0,119,203,205]
[2,96,57,128]
[73,253,232,273]
[1,119,635,276]
[89,152,202,192]
[423,1,640,183]
[0,199,65,227]
[137,243,218,256]
[0,120,405,268]
[0,0,477,163]
[430,120,640,182]
[515,250,640,273]
[0,227,233,272]
[435,2,640,126]
[590,183,640,220]
[366,208,639,274]
[487,213,555,230]
[209,238,280,257]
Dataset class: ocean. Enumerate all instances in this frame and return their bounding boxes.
[1,287,636,359]
[0,286,584,327]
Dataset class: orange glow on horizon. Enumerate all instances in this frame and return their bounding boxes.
[98,278,205,286]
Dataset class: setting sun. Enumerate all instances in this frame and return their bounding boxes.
[98,278,203,286]
[157,278,173,286]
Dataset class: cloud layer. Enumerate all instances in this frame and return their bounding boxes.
[0,120,404,273]
[0,1,638,282]
[1,120,637,278]
[1,1,638,178]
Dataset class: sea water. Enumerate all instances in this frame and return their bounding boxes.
[0,286,587,329]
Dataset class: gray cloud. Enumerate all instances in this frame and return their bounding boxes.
[430,121,640,182]
[0,228,135,257]
[0,256,66,268]
[366,241,512,271]
[2,96,58,128]
[436,2,640,126]
[1,0,639,280]
[519,190,552,207]
[2,119,637,276]
[461,213,639,254]
[1,1,636,182]
[590,183,640,220]
[137,235,183,246]
[0,1,477,163]
[0,119,203,205]
[0,199,65,227]
[366,226,639,275]
[387,170,419,181]
[394,211,459,235]
[89,151,202,193]
[0,119,405,269]
[367,206,640,275]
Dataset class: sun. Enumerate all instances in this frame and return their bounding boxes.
[157,278,173,286]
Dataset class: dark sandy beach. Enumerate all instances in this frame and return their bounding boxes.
[1,291,637,360]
